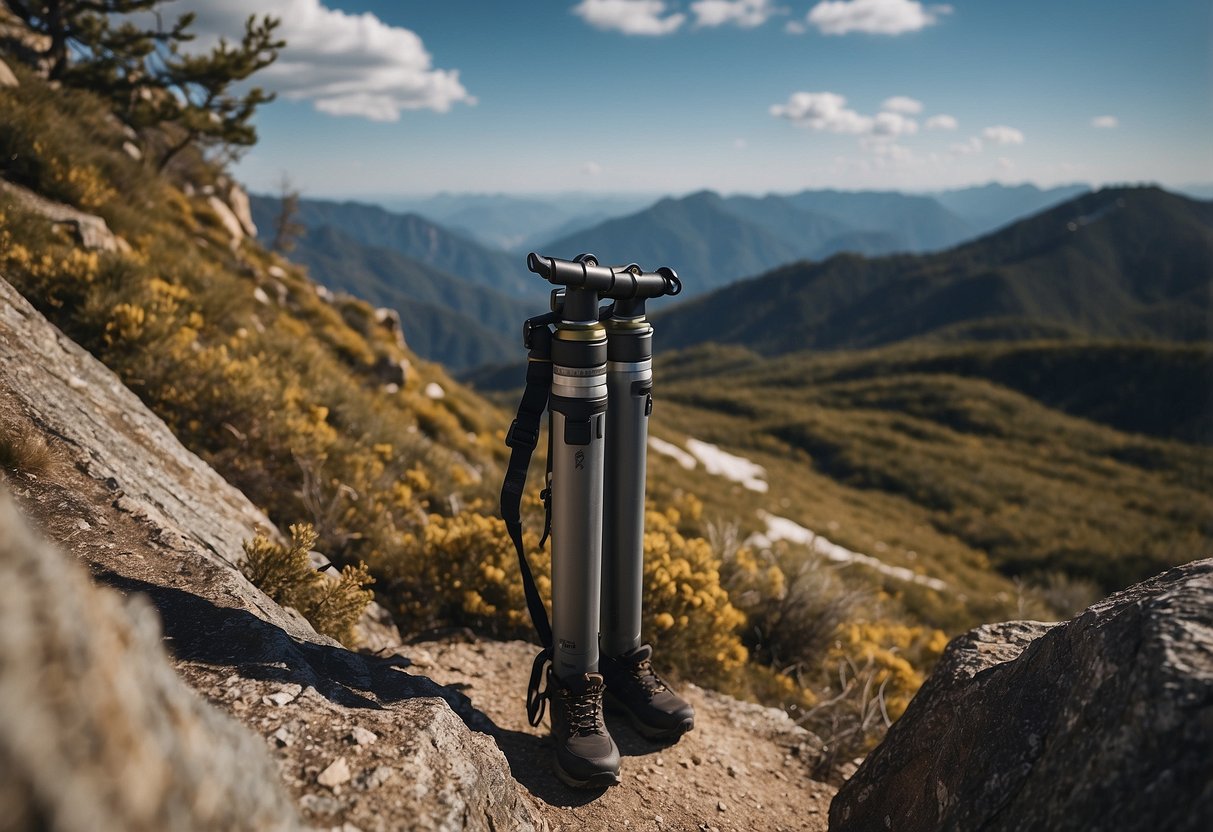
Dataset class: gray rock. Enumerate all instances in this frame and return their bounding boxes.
[830,561,1213,832]
[0,493,300,831]
[0,56,17,87]
[0,275,546,831]
[371,355,408,388]
[349,727,378,746]
[317,758,352,788]
[0,179,130,252]
[227,183,258,237]
[206,194,246,250]
[373,307,407,351]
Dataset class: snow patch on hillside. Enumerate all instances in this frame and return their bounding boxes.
[648,436,768,492]
[685,439,769,493]
[648,436,696,470]
[748,511,947,591]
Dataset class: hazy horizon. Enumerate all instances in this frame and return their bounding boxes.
[255,180,1213,206]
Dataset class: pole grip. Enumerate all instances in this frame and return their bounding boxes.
[528,252,681,300]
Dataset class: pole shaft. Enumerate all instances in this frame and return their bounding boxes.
[600,319,654,657]
[549,317,608,679]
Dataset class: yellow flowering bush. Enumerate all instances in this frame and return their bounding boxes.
[641,507,748,687]
[381,510,550,637]
[826,621,948,721]
[241,523,375,648]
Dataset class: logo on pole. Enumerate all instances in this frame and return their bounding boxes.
[575,450,585,470]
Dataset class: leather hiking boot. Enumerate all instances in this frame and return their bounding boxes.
[548,670,621,788]
[600,644,695,741]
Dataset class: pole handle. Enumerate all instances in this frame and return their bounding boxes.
[527,252,681,300]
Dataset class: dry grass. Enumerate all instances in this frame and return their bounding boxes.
[0,410,57,479]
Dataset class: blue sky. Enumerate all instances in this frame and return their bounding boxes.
[181,1,1212,197]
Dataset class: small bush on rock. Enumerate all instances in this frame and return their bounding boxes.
[242,523,374,648]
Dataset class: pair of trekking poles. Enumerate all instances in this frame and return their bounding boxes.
[499,252,691,788]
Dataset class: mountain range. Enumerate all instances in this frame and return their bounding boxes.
[248,195,549,370]
[248,195,541,298]
[281,224,533,370]
[252,182,1166,371]
[654,187,1213,355]
[533,184,1087,298]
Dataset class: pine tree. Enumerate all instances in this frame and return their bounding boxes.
[152,14,283,171]
[5,1,283,171]
[5,1,190,82]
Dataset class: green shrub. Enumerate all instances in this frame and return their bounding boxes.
[241,524,374,648]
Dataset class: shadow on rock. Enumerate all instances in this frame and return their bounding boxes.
[97,573,498,732]
[101,574,666,810]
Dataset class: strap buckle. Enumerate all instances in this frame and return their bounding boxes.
[527,648,552,727]
[505,419,539,450]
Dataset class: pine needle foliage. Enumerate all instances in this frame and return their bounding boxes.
[242,524,375,648]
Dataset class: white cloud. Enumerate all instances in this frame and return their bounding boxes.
[881,95,923,114]
[925,113,957,130]
[178,1,473,121]
[997,156,1014,171]
[691,0,778,28]
[982,125,1025,145]
[572,0,686,35]
[770,91,873,133]
[949,136,983,155]
[784,19,808,34]
[581,161,603,176]
[734,137,748,149]
[864,139,913,160]
[872,111,919,136]
[805,0,952,36]
[1091,115,1119,129]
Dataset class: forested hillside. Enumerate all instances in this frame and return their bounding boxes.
[656,187,1213,353]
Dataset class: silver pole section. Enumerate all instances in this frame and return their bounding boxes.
[600,314,653,657]
[549,290,609,680]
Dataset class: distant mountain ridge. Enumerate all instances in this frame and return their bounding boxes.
[535,185,1085,298]
[253,183,1112,371]
[539,190,804,297]
[251,195,553,369]
[931,183,1090,235]
[249,195,541,298]
[655,186,1213,355]
[537,188,980,298]
[283,224,531,370]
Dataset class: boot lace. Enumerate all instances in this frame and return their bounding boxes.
[561,684,606,737]
[629,655,668,696]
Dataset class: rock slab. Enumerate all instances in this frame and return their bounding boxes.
[0,493,300,832]
[830,560,1213,832]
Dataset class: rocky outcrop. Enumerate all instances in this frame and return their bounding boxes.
[830,560,1213,832]
[0,273,545,832]
[0,493,300,831]
[226,181,257,237]
[0,179,130,252]
[206,194,248,249]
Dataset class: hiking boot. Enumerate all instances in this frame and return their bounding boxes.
[548,670,621,788]
[600,644,695,741]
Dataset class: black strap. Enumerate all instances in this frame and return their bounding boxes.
[500,352,554,646]
[500,316,559,723]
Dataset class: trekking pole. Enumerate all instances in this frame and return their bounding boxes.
[501,253,686,786]
[524,252,681,680]
[600,278,679,656]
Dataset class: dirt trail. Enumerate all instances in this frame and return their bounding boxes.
[416,638,835,832]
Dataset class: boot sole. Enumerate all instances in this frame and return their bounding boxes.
[553,759,621,790]
[605,692,695,741]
